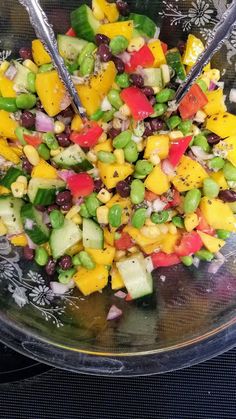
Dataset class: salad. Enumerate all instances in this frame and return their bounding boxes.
[0,0,236,315]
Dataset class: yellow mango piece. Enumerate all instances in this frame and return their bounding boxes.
[184,213,199,232]
[94,139,113,153]
[11,146,23,157]
[95,0,119,22]
[111,267,125,290]
[104,227,115,246]
[144,135,169,160]
[124,226,161,249]
[0,140,20,164]
[200,197,236,232]
[173,156,208,192]
[148,40,166,67]
[98,161,134,189]
[74,264,108,296]
[0,74,16,97]
[145,165,170,195]
[76,84,101,116]
[210,171,228,190]
[98,21,134,40]
[141,241,161,255]
[197,231,225,253]
[0,110,19,140]
[36,71,70,117]
[31,159,58,179]
[214,136,236,167]
[206,112,236,137]
[32,39,51,66]
[86,246,115,265]
[160,232,180,254]
[182,34,204,66]
[91,61,117,99]
[71,114,84,132]
[203,89,226,116]
[10,234,28,247]
[66,242,84,256]
[0,186,10,195]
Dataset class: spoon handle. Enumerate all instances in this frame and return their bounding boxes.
[175,0,236,103]
[18,0,86,118]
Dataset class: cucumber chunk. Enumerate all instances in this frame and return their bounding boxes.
[0,167,23,189]
[166,49,186,81]
[82,218,104,249]
[129,13,157,38]
[50,219,82,259]
[21,203,49,245]
[13,61,31,92]
[28,178,65,206]
[0,196,23,235]
[71,5,100,42]
[142,68,163,88]
[57,34,88,63]
[52,144,93,172]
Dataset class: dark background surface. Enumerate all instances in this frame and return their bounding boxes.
[0,346,235,419]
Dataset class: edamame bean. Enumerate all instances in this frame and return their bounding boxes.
[209,157,225,171]
[0,97,18,112]
[38,63,54,73]
[79,203,91,218]
[110,36,129,54]
[43,132,59,150]
[58,268,76,284]
[178,120,192,135]
[115,73,130,88]
[203,178,219,198]
[72,254,82,266]
[130,179,145,205]
[196,249,214,261]
[216,229,230,240]
[172,216,185,228]
[37,143,50,160]
[50,209,64,229]
[181,256,193,266]
[151,103,167,117]
[193,134,210,153]
[183,189,201,214]
[133,172,146,180]
[124,141,138,163]
[85,193,101,216]
[102,109,115,122]
[80,55,95,76]
[97,150,116,164]
[16,93,37,110]
[113,130,132,148]
[132,208,147,229]
[67,62,79,74]
[133,121,145,137]
[223,161,236,181]
[156,88,175,103]
[90,109,104,121]
[79,251,96,270]
[35,247,49,266]
[151,210,169,224]
[78,42,96,66]
[15,126,31,145]
[27,72,36,93]
[108,89,124,110]
[167,115,181,130]
[196,79,208,92]
[135,160,153,176]
[108,204,122,228]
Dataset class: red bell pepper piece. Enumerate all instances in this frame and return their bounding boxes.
[162,189,181,209]
[175,231,203,257]
[125,45,154,73]
[120,87,154,121]
[125,293,133,302]
[145,190,159,202]
[168,136,193,167]
[196,209,215,236]
[179,84,208,120]
[115,232,134,250]
[70,122,103,148]
[66,27,77,37]
[24,133,42,147]
[151,252,181,268]
[67,173,94,197]
[161,41,168,54]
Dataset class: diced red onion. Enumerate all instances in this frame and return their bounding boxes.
[162,159,176,176]
[35,111,54,133]
[24,219,34,230]
[74,197,84,205]
[152,198,166,212]
[131,134,142,143]
[114,111,127,121]
[117,51,131,64]
[192,257,200,268]
[42,212,50,224]
[58,169,75,182]
[5,64,17,80]
[50,280,75,295]
[26,234,37,249]
[101,96,112,111]
[60,94,71,111]
[135,66,146,78]
[114,291,127,299]
[190,146,213,161]
[121,119,130,131]
[106,305,123,320]
[145,256,154,273]
[209,81,217,91]
[208,252,226,274]
[229,88,236,103]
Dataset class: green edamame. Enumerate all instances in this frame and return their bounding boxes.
[156,88,175,103]
[132,208,147,229]
[193,134,210,153]
[196,79,208,92]
[16,93,36,110]
[50,210,64,229]
[209,157,225,171]
[151,210,169,224]
[80,55,95,76]
[172,216,185,228]
[181,256,193,266]
[0,97,18,112]
[27,72,36,93]
[115,73,130,88]
[216,229,231,240]
[124,141,138,163]
[85,193,101,217]
[135,160,153,176]
[151,103,167,117]
[38,63,54,73]
[107,89,124,110]
[35,247,49,266]
[97,151,116,164]
[72,254,82,267]
[133,121,145,137]
[130,179,145,205]
[133,172,146,180]
[184,189,201,214]
[37,143,50,160]
[203,178,219,198]
[108,204,122,228]
[15,126,31,145]
[42,132,59,150]
[113,130,132,149]
[79,251,96,270]
[178,120,192,135]
[110,36,129,54]
[195,249,214,262]
[67,62,79,74]
[79,203,91,218]
[58,268,76,284]
[78,43,96,66]
[90,109,104,121]
[223,161,236,181]
[102,109,115,122]
[167,115,181,130]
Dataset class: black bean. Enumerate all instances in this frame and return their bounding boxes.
[219,190,236,202]
[36,100,44,111]
[47,204,59,213]
[177,41,186,55]
[149,96,156,107]
[141,87,155,97]
[56,133,71,147]
[60,107,74,119]
[112,56,125,74]
[23,246,34,261]
[94,179,103,192]
[45,257,57,276]
[207,133,222,145]
[116,0,130,16]
[97,44,112,62]
[116,180,131,197]
[22,157,33,174]
[150,118,164,132]
[130,74,144,88]
[19,47,32,61]
[21,111,36,129]
[61,202,73,212]
[143,122,153,138]
[95,33,110,46]
[56,190,72,206]
[59,255,72,270]
[108,127,122,139]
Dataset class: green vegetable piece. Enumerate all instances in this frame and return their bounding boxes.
[178,120,192,135]
[156,88,175,103]
[107,89,124,110]
[196,249,214,262]
[130,179,145,205]
[97,150,116,164]
[113,130,132,149]
[90,109,104,121]
[38,63,54,73]
[151,210,169,224]
[58,268,76,284]
[223,161,236,181]
[167,115,181,130]
[43,132,59,150]
[110,35,129,54]
[135,160,153,176]
[16,93,37,110]
[79,203,91,218]
[184,189,201,214]
[172,215,185,228]
[37,143,50,160]
[193,134,210,153]
[0,97,18,112]
[85,193,101,217]
[108,204,122,228]
[50,209,65,229]
[151,103,167,117]
[79,251,96,270]
[133,172,146,180]
[27,72,36,93]
[124,141,138,163]
[15,126,32,145]
[216,229,231,240]
[78,42,96,66]
[35,247,49,266]
[80,55,95,76]
[196,79,208,92]
[72,253,82,266]
[102,109,115,122]
[115,73,130,88]
[67,61,79,74]
[181,256,193,266]
[203,178,220,198]
[132,208,147,229]
[209,157,225,171]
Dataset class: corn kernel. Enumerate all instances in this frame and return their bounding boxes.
[97,188,112,204]
[87,150,97,163]
[159,224,169,234]
[145,218,156,227]
[128,246,139,254]
[23,59,38,74]
[194,110,207,123]
[43,242,52,255]
[204,69,220,81]
[140,226,161,238]
[54,121,65,134]
[98,132,108,143]
[112,118,122,130]
[97,206,109,224]
[114,250,126,261]
[67,242,84,256]
[0,61,10,73]
[72,214,82,225]
[192,124,201,136]
[0,218,7,236]
[119,104,131,117]
[114,149,125,165]
[16,175,28,189]
[169,131,184,140]
[101,123,109,132]
[153,86,161,94]
[71,114,84,132]
[23,145,40,166]
[65,205,81,220]
[92,0,105,20]
[128,37,145,52]
[50,148,61,157]
[149,152,160,166]
[11,181,26,198]
[10,234,28,247]
[168,223,178,235]
[184,213,199,232]
[137,141,145,152]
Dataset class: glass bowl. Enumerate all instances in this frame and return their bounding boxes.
[0,0,236,376]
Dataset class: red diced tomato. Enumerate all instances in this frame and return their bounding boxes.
[196,209,215,236]
[70,122,103,148]
[115,232,134,250]
[120,87,154,121]
[67,173,94,197]
[162,189,181,209]
[24,134,42,147]
[179,84,208,120]
[168,136,192,167]
[151,252,181,268]
[125,45,154,73]
[125,293,133,302]
[175,231,203,257]
[161,41,168,54]
[66,27,76,37]
[145,190,159,202]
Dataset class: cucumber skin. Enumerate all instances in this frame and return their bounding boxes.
[50,219,82,259]
[71,5,100,42]
[53,159,93,172]
[52,144,93,172]
[57,34,87,63]
[0,167,23,189]
[32,187,64,206]
[166,50,186,81]
[129,13,157,38]
[82,218,104,249]
[21,203,49,245]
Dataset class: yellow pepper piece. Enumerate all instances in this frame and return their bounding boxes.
[111,267,125,290]
[203,89,226,116]
[31,159,58,179]
[160,232,180,254]
[0,110,19,141]
[86,246,115,265]
[200,197,236,232]
[97,21,134,40]
[0,140,20,164]
[76,84,101,117]
[10,234,28,247]
[74,264,109,296]
[141,241,161,255]
[124,226,161,249]
[71,114,84,132]
[0,74,16,97]
[144,135,169,160]
[210,171,228,190]
[94,139,113,153]
[91,61,117,99]
[95,0,119,22]
[214,136,236,167]
[36,70,70,117]
[197,231,225,253]
[0,218,7,236]
[145,165,170,195]
[104,227,115,246]
[98,161,134,189]
[173,156,208,192]
[11,146,23,157]
[32,39,51,66]
[148,40,166,67]
[182,34,204,66]
[206,112,236,137]
[0,186,10,195]
[184,213,199,232]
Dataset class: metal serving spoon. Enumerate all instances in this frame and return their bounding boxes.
[18,0,87,119]
[175,0,236,103]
